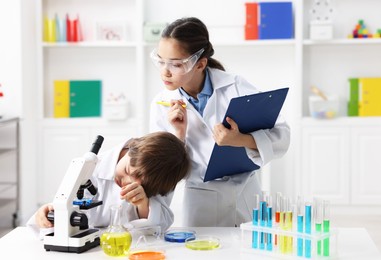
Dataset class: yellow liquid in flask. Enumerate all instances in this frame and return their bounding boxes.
[101,232,132,257]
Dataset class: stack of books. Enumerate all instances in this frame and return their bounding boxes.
[244,1,293,40]
[54,80,102,118]
[348,77,381,116]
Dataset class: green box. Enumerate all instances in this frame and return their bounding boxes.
[70,80,102,117]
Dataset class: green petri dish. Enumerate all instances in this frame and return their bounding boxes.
[185,236,220,250]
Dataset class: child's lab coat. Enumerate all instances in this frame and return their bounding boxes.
[149,68,290,227]
[26,140,174,238]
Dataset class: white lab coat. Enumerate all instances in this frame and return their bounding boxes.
[26,140,174,238]
[149,68,290,227]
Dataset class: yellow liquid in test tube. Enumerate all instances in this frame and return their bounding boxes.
[101,232,132,257]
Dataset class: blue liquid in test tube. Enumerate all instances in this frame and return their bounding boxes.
[297,215,304,256]
[305,203,312,258]
[252,194,259,249]
[267,204,273,251]
[297,196,304,257]
[259,200,267,250]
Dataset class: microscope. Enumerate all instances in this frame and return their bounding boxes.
[43,135,104,253]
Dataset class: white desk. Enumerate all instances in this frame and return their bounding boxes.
[0,227,380,259]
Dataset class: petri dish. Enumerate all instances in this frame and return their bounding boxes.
[128,250,165,260]
[185,236,220,250]
[164,228,196,243]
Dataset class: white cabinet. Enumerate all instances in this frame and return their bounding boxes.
[301,123,350,204]
[302,121,381,207]
[351,126,381,205]
[0,118,19,227]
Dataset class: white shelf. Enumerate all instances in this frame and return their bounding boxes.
[214,39,296,47]
[302,117,381,127]
[42,41,138,48]
[303,38,381,46]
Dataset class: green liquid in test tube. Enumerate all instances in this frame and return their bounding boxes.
[323,200,330,256]
[314,198,323,256]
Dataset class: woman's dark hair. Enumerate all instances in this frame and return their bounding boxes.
[162,17,225,71]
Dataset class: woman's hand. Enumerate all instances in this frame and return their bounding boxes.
[120,182,149,218]
[167,99,187,141]
[35,203,54,228]
[213,117,257,149]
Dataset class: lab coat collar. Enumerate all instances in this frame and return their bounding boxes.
[207,67,236,91]
[95,140,130,181]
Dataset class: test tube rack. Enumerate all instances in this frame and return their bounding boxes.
[240,221,337,259]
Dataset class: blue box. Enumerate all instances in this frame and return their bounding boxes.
[259,2,293,39]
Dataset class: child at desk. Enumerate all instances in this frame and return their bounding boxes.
[26,131,190,237]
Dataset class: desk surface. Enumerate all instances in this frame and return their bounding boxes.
[0,227,380,259]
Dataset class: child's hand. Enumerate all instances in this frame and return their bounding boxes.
[120,182,148,207]
[35,203,54,228]
[168,99,187,141]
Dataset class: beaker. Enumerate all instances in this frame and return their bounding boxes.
[101,204,132,256]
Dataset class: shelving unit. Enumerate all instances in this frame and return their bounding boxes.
[33,0,381,213]
[0,117,19,228]
[298,0,381,209]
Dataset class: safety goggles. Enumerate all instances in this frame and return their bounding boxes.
[150,48,204,75]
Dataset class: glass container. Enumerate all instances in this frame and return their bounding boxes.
[101,204,132,257]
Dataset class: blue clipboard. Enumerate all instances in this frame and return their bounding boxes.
[204,87,289,182]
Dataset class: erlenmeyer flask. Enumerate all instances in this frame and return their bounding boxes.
[101,204,132,256]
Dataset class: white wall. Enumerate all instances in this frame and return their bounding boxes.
[0,0,22,117]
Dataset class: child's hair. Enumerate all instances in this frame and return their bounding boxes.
[162,17,225,71]
[125,132,190,198]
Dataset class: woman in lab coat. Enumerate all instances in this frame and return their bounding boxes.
[149,17,290,227]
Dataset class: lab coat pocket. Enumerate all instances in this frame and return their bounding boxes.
[241,173,261,221]
[183,187,218,227]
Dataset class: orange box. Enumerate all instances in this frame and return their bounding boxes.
[245,2,258,25]
[245,24,258,40]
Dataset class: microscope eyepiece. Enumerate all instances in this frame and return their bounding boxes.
[90,135,104,155]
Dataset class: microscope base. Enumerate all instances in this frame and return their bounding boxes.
[44,228,100,253]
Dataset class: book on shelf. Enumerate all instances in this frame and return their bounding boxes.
[245,2,258,40]
[54,80,102,118]
[258,2,293,40]
[359,77,381,116]
[348,78,359,116]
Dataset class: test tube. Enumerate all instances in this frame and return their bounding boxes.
[259,193,267,250]
[285,197,293,254]
[274,192,282,249]
[266,195,273,251]
[323,200,330,256]
[314,198,323,256]
[297,196,304,257]
[305,203,312,258]
[252,194,259,249]
[280,196,288,254]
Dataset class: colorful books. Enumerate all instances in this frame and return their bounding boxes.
[244,2,293,40]
[258,2,293,40]
[245,3,258,40]
[359,78,381,116]
[348,78,359,116]
[54,80,102,118]
[53,80,70,118]
[348,77,381,117]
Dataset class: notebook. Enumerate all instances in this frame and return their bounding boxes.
[204,87,289,182]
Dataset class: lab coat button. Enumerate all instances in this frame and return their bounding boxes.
[222,176,230,181]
